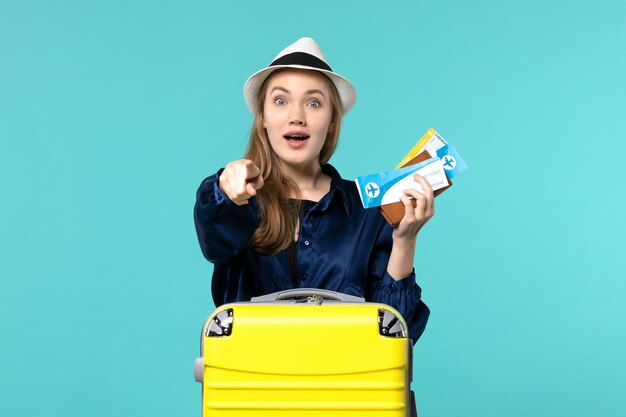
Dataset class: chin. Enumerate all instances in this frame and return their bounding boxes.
[279,156,319,169]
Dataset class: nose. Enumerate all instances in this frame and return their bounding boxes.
[289,105,306,126]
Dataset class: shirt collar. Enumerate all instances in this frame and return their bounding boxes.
[317,163,351,219]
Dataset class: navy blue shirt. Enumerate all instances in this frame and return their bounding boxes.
[194,164,430,341]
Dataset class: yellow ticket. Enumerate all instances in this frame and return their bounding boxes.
[395,128,437,169]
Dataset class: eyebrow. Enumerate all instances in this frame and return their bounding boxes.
[270,86,326,98]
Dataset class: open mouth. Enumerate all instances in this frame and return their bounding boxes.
[283,134,310,141]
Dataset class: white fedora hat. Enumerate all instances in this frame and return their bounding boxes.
[243,37,356,115]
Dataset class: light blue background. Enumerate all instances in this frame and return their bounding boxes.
[2,1,625,416]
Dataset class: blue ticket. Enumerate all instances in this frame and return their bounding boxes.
[433,143,467,179]
[355,157,449,209]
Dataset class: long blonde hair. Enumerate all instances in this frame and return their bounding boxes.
[245,69,343,255]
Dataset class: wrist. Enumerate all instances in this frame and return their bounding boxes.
[387,236,416,280]
[392,234,417,252]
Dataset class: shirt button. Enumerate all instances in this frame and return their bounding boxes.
[391,284,397,290]
[302,274,308,281]
[304,240,310,246]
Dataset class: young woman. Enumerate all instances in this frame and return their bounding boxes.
[194,37,433,342]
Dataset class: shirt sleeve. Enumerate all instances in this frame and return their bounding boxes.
[193,169,260,263]
[366,215,430,343]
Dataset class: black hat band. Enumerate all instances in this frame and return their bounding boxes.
[269,52,333,72]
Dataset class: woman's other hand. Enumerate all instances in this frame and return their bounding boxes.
[218,159,264,205]
[393,173,435,241]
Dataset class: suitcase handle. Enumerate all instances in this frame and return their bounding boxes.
[251,288,365,303]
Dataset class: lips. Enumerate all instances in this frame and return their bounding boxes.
[283,130,310,141]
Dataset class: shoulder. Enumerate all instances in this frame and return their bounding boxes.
[326,167,388,228]
[338,178,361,206]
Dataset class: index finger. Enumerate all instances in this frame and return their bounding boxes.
[244,159,261,180]
[412,174,434,199]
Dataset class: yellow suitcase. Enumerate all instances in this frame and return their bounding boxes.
[193,289,417,417]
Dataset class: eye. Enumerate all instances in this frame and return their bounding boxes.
[307,100,321,108]
[274,97,286,105]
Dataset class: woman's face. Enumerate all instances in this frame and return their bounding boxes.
[262,69,334,171]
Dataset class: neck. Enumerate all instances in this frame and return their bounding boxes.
[281,161,330,201]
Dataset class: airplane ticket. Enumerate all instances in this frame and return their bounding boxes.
[397,128,468,179]
[355,157,449,209]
